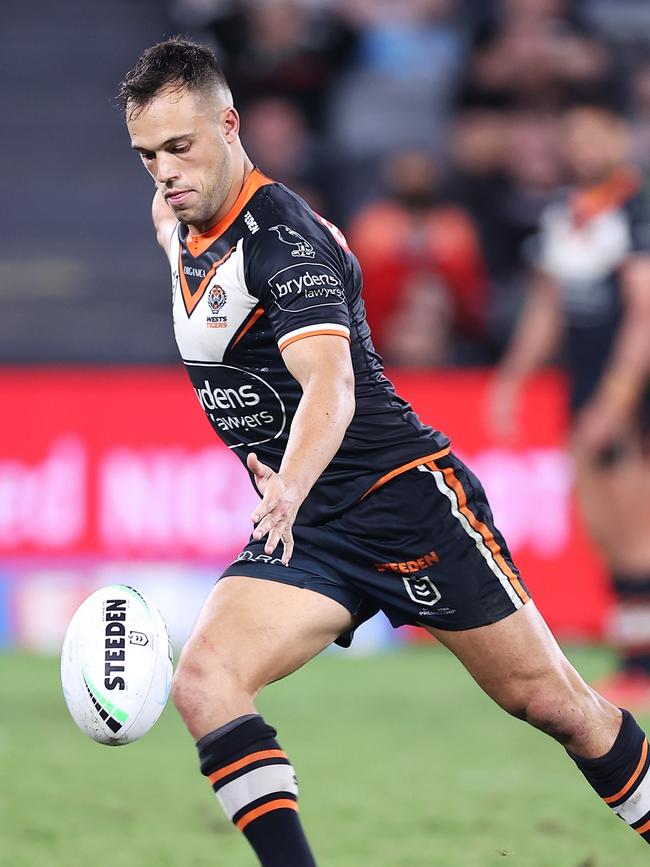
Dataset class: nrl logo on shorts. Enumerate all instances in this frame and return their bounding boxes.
[269,224,315,259]
[207,284,226,314]
[402,575,441,607]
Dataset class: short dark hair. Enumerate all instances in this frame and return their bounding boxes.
[118,36,230,116]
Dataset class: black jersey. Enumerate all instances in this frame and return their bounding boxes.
[170,168,450,524]
[536,173,650,411]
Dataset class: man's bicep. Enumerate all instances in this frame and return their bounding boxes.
[247,219,352,353]
[281,333,354,391]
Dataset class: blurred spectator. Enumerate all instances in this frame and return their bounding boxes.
[463,0,613,109]
[630,62,650,173]
[240,97,331,213]
[489,104,650,708]
[328,0,466,159]
[173,0,358,130]
[449,109,562,350]
[348,149,489,366]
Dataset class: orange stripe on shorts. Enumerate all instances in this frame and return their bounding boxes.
[428,460,529,605]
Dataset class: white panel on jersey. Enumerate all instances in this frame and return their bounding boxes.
[170,234,258,363]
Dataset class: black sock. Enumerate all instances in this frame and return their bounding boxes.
[611,576,650,676]
[568,709,650,842]
[197,715,317,866]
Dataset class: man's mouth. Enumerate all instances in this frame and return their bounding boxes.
[165,189,193,206]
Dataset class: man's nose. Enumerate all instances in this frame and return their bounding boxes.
[156,153,179,185]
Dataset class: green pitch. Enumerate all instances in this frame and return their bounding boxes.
[1,645,648,867]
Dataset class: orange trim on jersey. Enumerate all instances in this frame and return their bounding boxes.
[636,816,650,835]
[278,329,351,353]
[604,738,648,804]
[179,245,236,317]
[235,799,298,831]
[428,460,529,604]
[571,166,640,226]
[359,448,451,502]
[185,168,273,258]
[231,306,265,349]
[208,749,288,786]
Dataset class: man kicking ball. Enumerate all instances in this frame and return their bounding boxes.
[120,37,650,865]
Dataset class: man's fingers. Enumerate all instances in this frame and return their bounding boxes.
[252,513,294,564]
[251,494,276,526]
[264,526,282,556]
[281,528,294,566]
[247,451,271,479]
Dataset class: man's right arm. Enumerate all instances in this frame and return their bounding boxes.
[152,189,177,263]
[488,271,564,439]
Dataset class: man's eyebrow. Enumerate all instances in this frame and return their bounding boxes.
[131,134,194,151]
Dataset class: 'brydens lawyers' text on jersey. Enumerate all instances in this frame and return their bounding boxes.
[170,168,450,524]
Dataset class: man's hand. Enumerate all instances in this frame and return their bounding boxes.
[572,394,633,456]
[247,452,304,565]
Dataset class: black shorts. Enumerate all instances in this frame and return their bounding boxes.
[221,452,531,646]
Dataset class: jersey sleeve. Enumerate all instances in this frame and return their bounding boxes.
[244,208,351,353]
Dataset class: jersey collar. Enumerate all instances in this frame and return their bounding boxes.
[184,167,273,258]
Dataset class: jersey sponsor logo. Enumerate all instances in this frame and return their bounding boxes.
[244,210,260,234]
[268,263,345,311]
[402,575,441,607]
[269,224,316,258]
[189,364,287,449]
[184,265,207,278]
[375,550,439,574]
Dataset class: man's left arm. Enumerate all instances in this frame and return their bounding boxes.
[248,334,355,564]
[574,256,650,452]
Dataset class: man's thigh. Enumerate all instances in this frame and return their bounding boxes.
[182,574,355,689]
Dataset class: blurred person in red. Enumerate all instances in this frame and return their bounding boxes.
[489,104,650,708]
[348,149,490,365]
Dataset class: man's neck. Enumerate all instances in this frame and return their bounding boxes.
[188,154,254,236]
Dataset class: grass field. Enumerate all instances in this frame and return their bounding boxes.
[2,645,648,867]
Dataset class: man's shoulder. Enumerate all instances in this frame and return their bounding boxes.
[243,180,347,281]
[245,180,330,245]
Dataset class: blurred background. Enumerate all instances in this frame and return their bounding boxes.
[2,0,650,652]
[5,3,650,865]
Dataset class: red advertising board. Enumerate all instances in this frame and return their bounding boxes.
[0,366,610,643]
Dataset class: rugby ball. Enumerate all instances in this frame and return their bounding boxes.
[61,584,173,745]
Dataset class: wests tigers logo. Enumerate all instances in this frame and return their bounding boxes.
[207,284,226,314]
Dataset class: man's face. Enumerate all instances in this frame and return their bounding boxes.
[127,85,237,232]
[560,109,629,186]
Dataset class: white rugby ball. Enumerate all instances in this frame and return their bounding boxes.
[61,584,173,745]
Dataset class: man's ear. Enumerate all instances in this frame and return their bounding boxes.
[223,107,240,142]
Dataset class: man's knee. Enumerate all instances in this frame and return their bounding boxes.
[499,677,592,745]
[171,638,257,724]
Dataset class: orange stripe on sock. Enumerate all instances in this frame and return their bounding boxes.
[604,738,648,804]
[429,461,529,605]
[635,816,650,835]
[208,749,288,785]
[235,798,298,831]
